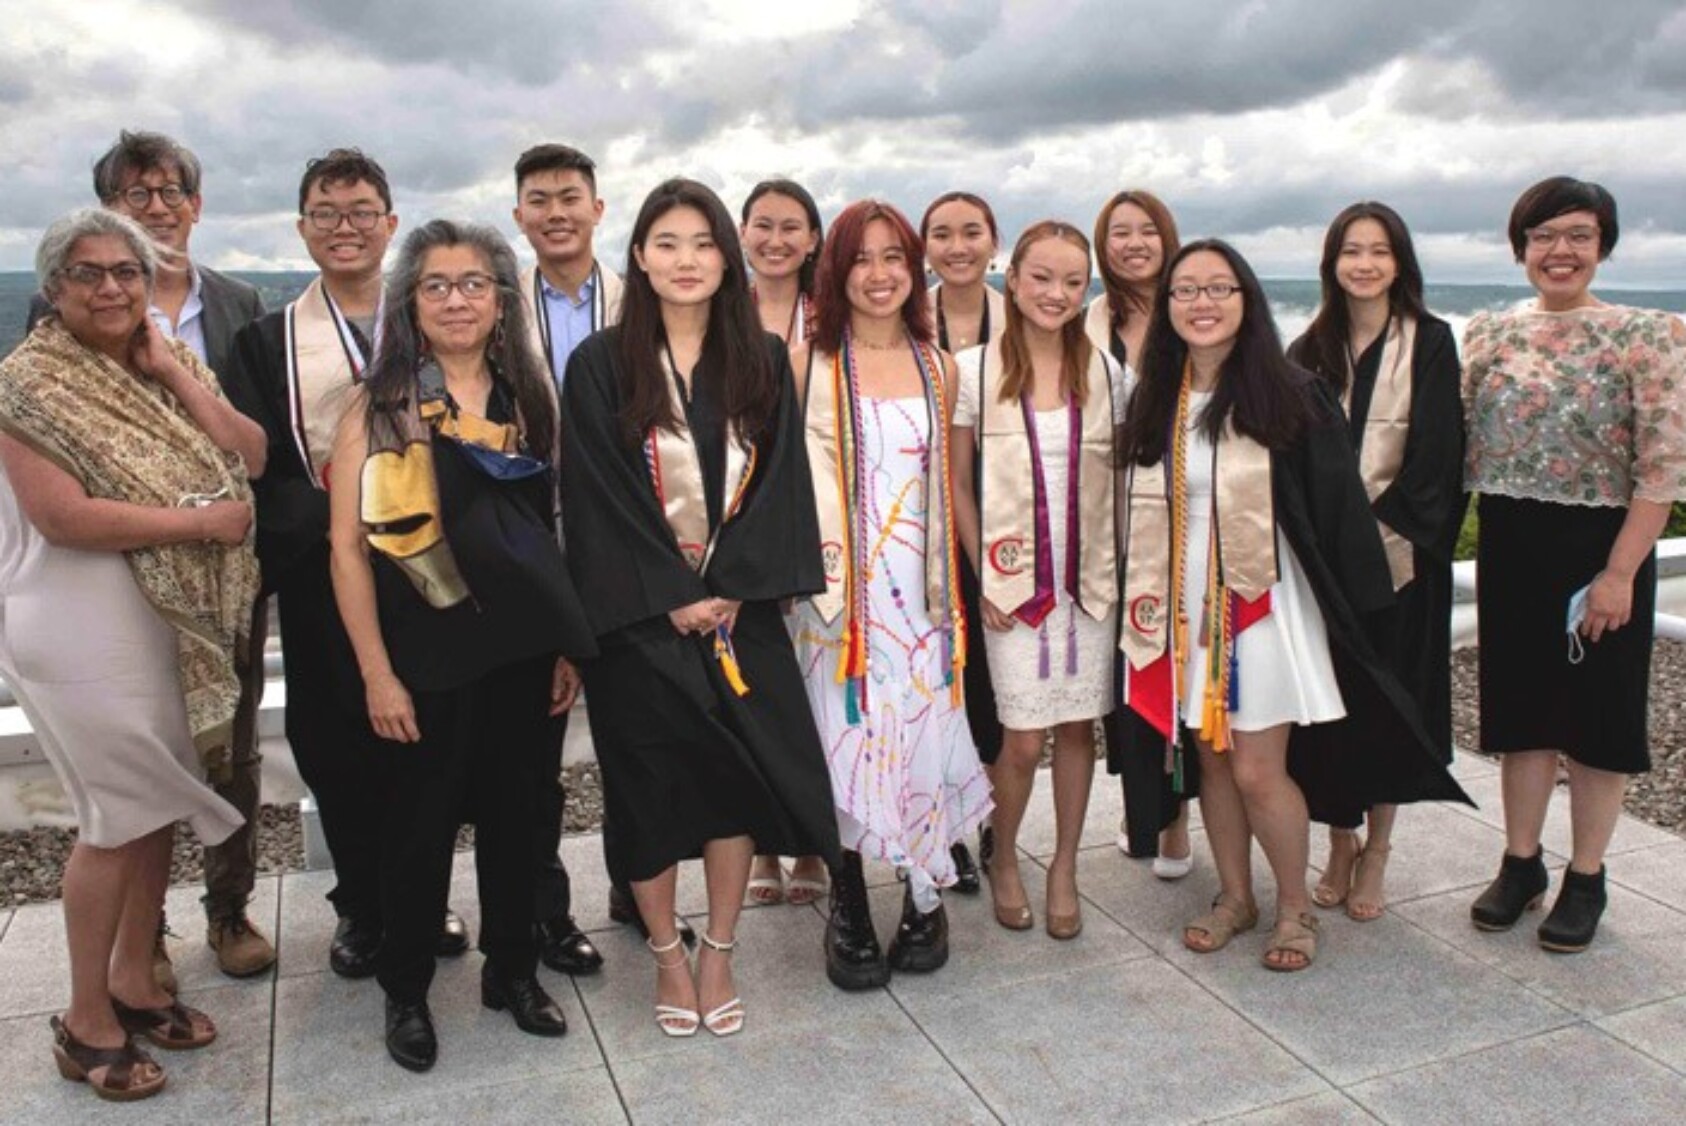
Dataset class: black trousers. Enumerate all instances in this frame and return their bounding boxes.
[277,572,387,924]
[532,711,572,922]
[377,653,553,1003]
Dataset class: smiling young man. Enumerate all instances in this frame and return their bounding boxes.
[221,150,474,979]
[24,130,274,983]
[512,144,622,391]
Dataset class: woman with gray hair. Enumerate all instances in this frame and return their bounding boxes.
[326,220,596,1071]
[0,208,265,1100]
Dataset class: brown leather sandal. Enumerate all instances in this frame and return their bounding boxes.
[1312,829,1361,908]
[50,1015,166,1102]
[1183,894,1260,953]
[1347,842,1392,922]
[111,996,217,1051]
[1262,912,1320,972]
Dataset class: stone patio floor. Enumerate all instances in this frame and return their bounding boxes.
[3,754,1686,1124]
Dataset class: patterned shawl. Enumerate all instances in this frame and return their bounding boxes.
[0,319,258,782]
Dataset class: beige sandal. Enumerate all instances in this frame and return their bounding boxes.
[648,935,699,1038]
[1312,829,1360,908]
[1347,842,1392,922]
[1262,912,1320,972]
[1183,894,1260,953]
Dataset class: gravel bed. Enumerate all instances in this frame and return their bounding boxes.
[5,650,1682,909]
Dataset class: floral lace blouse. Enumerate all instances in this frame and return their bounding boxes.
[1462,303,1686,506]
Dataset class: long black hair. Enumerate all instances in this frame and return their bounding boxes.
[1119,238,1310,466]
[1297,201,1428,393]
[741,178,825,296]
[364,219,556,460]
[618,178,775,444]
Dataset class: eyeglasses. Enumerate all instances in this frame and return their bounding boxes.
[57,262,148,288]
[416,273,496,303]
[116,184,189,210]
[1168,281,1238,303]
[304,208,387,232]
[1525,225,1599,251]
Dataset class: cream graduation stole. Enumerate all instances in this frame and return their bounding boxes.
[803,334,966,721]
[284,277,377,486]
[521,261,624,381]
[976,339,1118,677]
[1119,364,1276,753]
[1345,315,1417,590]
[643,355,757,694]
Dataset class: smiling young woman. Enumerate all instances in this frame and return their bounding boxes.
[1288,202,1467,924]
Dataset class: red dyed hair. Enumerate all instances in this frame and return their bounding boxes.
[812,199,934,354]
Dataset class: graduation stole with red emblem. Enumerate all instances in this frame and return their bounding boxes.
[643,355,757,696]
[977,339,1118,678]
[803,332,966,723]
[1119,361,1275,756]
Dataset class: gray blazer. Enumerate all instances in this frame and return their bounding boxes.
[26,263,264,382]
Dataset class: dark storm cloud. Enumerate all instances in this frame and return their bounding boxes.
[174,0,671,86]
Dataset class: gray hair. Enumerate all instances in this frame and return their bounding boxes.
[36,208,158,299]
[92,130,203,203]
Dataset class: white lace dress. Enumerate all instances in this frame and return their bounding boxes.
[954,349,1127,730]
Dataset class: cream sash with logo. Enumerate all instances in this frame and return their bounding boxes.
[1118,418,1277,670]
[977,339,1117,620]
[803,346,949,627]
[1344,315,1416,590]
[284,277,374,485]
[520,261,625,381]
[645,366,754,575]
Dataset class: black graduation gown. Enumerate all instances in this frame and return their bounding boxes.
[1288,317,1467,772]
[559,328,842,884]
[1108,375,1472,830]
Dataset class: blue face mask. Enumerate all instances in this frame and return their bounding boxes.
[441,434,551,482]
[1566,582,1591,665]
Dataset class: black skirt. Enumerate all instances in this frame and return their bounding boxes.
[581,601,843,885]
[1476,495,1655,773]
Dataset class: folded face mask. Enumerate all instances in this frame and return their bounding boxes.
[1566,582,1591,665]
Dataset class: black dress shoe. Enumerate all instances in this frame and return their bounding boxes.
[886,885,949,973]
[950,841,981,895]
[329,915,380,979]
[1471,850,1550,931]
[608,885,695,947]
[481,966,568,1037]
[537,916,604,976]
[436,909,470,958]
[979,824,996,869]
[1538,865,1607,953]
[384,998,437,1072]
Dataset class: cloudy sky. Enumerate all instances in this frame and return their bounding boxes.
[3,0,1684,285]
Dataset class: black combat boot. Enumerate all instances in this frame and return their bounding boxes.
[886,884,949,973]
[825,851,889,990]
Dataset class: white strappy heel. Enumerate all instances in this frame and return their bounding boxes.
[648,934,699,1038]
[697,931,745,1038]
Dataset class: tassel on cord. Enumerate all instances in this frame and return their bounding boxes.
[713,624,751,697]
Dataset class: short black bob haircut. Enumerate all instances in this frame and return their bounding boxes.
[1507,176,1618,262]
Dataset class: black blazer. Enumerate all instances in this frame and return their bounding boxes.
[26,263,264,382]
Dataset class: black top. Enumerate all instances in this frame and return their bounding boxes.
[559,328,824,640]
[372,386,595,691]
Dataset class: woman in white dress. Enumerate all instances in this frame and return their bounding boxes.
[1115,239,1466,971]
[790,199,992,988]
[951,221,1125,938]
[0,209,264,1098]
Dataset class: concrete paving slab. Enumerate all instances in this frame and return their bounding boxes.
[1168,907,1575,1086]
[559,836,712,935]
[911,957,1326,1124]
[160,874,282,997]
[1451,774,1677,857]
[877,863,1154,1013]
[0,980,272,1125]
[275,1065,629,1125]
[1608,839,1686,912]
[268,954,602,1121]
[574,902,892,1068]
[1304,799,1514,910]
[275,867,337,980]
[1215,1090,1380,1124]
[1447,749,1499,782]
[1347,1024,1686,1125]
[1392,879,1686,1017]
[609,1003,995,1126]
[0,909,10,945]
[1595,994,1686,1076]
[1016,757,1127,858]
